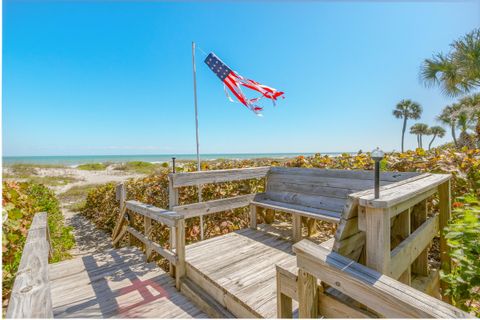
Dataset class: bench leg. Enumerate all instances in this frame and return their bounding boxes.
[249,204,257,230]
[292,215,302,242]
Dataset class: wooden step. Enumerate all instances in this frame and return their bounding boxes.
[180,278,234,318]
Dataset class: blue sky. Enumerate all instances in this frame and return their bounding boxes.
[3,1,480,156]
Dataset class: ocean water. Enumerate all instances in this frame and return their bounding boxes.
[2,153,346,166]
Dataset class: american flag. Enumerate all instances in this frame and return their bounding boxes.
[204,53,284,115]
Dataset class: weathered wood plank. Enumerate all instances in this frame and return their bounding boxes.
[125,200,182,227]
[298,269,318,318]
[293,240,472,318]
[276,267,293,318]
[170,166,270,187]
[438,180,452,303]
[111,183,126,240]
[391,209,411,285]
[175,219,186,290]
[126,226,177,264]
[249,204,257,229]
[411,200,429,276]
[252,195,341,224]
[269,166,420,182]
[359,173,451,208]
[390,215,439,280]
[365,207,390,274]
[172,194,256,218]
[265,191,346,213]
[6,212,53,319]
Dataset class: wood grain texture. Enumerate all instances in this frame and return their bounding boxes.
[389,215,439,280]
[252,194,341,223]
[293,240,472,318]
[172,194,255,219]
[364,207,391,274]
[358,173,451,208]
[126,200,182,227]
[49,247,206,319]
[6,212,53,319]
[185,228,296,318]
[126,226,177,264]
[438,180,452,303]
[411,200,429,276]
[170,166,270,188]
[269,166,420,182]
[112,183,127,240]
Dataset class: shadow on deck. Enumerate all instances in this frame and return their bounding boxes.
[49,247,207,318]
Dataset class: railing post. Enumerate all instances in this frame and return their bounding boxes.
[276,268,293,318]
[365,207,391,274]
[249,204,257,230]
[168,174,179,277]
[411,200,428,276]
[112,183,127,247]
[298,268,318,318]
[175,218,186,290]
[391,208,411,284]
[438,180,452,303]
[144,216,152,262]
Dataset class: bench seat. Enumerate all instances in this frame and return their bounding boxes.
[252,193,341,224]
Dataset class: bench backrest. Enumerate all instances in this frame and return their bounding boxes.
[266,167,420,261]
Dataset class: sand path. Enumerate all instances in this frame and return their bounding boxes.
[41,168,145,257]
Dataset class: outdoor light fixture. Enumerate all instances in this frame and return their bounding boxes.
[371,147,385,199]
[172,157,176,174]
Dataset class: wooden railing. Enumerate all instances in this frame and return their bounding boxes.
[292,240,472,318]
[112,183,186,289]
[6,212,53,318]
[355,173,452,298]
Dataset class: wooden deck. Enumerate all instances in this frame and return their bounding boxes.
[49,247,207,318]
[185,228,298,318]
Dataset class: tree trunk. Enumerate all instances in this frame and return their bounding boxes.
[419,134,423,149]
[401,117,407,152]
[429,134,437,150]
[451,125,458,147]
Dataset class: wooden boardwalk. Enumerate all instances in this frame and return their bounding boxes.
[49,247,207,318]
[185,228,298,318]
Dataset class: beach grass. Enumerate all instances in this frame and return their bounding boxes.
[114,161,159,174]
[27,175,78,186]
[58,184,100,204]
[77,163,107,171]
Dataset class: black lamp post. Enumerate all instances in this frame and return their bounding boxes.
[371,147,384,199]
[172,157,176,173]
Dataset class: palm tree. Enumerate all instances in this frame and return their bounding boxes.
[437,104,461,147]
[421,28,480,96]
[410,123,429,149]
[428,126,446,150]
[456,110,476,148]
[459,93,480,146]
[393,99,422,152]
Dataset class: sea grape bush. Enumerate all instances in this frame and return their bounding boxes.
[441,194,480,315]
[2,181,75,309]
[82,148,480,241]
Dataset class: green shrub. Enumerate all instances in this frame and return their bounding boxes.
[2,182,75,308]
[122,161,156,174]
[441,194,480,316]
[77,163,107,171]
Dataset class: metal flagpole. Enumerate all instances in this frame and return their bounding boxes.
[192,41,204,240]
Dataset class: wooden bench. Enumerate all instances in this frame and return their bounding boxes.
[251,167,419,242]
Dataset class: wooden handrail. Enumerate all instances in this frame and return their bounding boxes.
[169,166,270,188]
[6,212,53,319]
[111,183,186,290]
[293,240,472,318]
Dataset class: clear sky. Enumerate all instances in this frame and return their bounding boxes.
[3,0,480,156]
